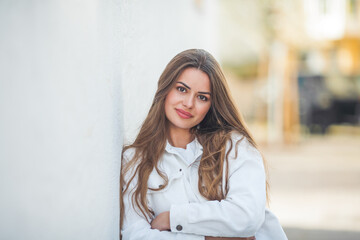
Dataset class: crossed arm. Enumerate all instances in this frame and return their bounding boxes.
[122,136,264,240]
[151,211,255,240]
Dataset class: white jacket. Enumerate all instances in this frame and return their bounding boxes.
[121,133,288,240]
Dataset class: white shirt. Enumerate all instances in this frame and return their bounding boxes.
[172,139,197,165]
[121,133,288,240]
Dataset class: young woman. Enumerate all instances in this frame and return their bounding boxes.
[120,49,287,240]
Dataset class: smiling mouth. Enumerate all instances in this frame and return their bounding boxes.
[175,109,193,119]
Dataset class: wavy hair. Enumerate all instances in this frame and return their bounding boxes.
[120,49,268,230]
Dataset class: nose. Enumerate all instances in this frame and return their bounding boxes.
[183,94,194,109]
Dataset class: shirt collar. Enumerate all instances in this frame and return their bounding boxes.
[165,137,203,158]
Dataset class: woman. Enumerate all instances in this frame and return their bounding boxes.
[120,49,287,240]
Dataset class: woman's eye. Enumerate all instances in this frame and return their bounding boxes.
[177,86,186,93]
[198,95,208,101]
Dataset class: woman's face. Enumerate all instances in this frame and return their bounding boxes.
[164,67,212,132]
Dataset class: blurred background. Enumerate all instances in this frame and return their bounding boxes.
[0,0,359,239]
[218,1,360,239]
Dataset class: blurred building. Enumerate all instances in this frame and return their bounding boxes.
[219,0,360,144]
[297,0,360,136]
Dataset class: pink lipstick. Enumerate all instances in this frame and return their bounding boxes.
[176,109,193,119]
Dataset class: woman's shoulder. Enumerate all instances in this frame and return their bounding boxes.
[229,131,246,141]
[227,131,261,159]
[122,146,137,163]
[121,147,139,184]
[228,131,251,147]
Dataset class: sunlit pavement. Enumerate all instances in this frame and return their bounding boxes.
[260,132,360,240]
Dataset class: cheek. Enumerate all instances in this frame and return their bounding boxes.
[164,95,171,117]
[198,103,211,118]
[165,90,177,106]
[164,90,178,116]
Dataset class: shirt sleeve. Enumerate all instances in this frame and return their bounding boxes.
[169,134,266,237]
[121,149,205,240]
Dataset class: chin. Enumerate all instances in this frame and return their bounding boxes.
[172,122,196,131]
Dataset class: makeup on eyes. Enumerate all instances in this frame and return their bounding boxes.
[198,95,208,101]
[177,81,191,90]
[176,81,211,96]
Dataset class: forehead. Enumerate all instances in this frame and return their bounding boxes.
[177,68,211,91]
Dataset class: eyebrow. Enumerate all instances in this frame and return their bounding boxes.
[198,91,211,95]
[177,81,212,95]
[177,81,191,89]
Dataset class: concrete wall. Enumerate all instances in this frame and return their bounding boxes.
[0,1,123,239]
[0,0,217,239]
[120,0,218,142]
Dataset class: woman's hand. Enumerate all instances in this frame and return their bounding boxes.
[150,211,170,231]
[150,211,255,240]
[205,237,255,240]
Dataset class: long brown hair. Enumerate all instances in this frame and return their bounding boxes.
[120,49,268,230]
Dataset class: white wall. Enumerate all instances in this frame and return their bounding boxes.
[0,0,218,239]
[119,0,218,142]
[0,1,122,239]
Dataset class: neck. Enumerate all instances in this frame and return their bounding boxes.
[168,126,194,149]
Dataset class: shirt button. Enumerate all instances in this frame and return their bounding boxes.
[176,225,183,231]
[179,169,182,172]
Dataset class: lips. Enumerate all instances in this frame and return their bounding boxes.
[175,108,193,119]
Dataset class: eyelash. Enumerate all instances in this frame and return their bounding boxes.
[198,95,208,101]
[176,86,187,93]
[176,86,209,101]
